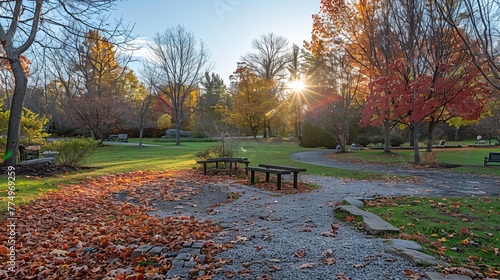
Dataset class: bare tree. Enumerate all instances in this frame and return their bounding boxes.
[0,0,134,165]
[435,0,500,90]
[145,25,211,145]
[241,33,291,137]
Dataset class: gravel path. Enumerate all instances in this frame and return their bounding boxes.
[291,150,500,197]
[151,150,499,279]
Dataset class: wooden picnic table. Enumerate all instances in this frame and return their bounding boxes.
[197,157,250,175]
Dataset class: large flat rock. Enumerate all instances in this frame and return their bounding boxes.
[385,246,450,267]
[18,157,56,166]
[335,204,400,235]
[425,272,472,280]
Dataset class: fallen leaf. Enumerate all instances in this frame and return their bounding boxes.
[299,262,315,269]
[322,257,336,265]
[238,269,252,276]
[267,259,281,263]
[268,265,282,271]
[295,249,306,258]
[50,249,69,257]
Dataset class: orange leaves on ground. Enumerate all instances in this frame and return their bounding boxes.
[345,215,356,223]
[250,180,316,194]
[0,170,225,279]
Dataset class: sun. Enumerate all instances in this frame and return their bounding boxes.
[290,79,306,92]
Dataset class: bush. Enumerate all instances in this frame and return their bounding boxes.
[367,135,384,146]
[42,138,97,167]
[355,134,370,147]
[195,145,233,159]
[300,122,335,149]
[390,134,406,147]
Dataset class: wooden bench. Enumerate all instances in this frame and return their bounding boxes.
[18,145,40,162]
[117,134,128,142]
[197,157,250,175]
[484,152,500,166]
[258,164,307,188]
[245,166,291,190]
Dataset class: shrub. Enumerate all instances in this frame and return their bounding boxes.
[390,134,406,147]
[42,138,97,167]
[195,145,232,159]
[355,134,370,147]
[300,122,335,149]
[367,135,384,146]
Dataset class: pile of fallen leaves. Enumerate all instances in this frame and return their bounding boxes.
[0,170,234,279]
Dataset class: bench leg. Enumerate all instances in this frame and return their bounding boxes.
[265,172,270,182]
[245,163,249,175]
[203,163,207,175]
[277,174,282,190]
[250,170,256,184]
[293,172,298,188]
[229,162,233,176]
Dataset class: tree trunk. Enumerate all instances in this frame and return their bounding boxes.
[263,119,268,138]
[139,122,144,148]
[383,119,391,153]
[267,119,273,137]
[175,123,180,145]
[4,59,28,166]
[413,121,421,165]
[426,122,436,152]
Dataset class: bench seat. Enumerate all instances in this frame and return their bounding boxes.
[245,166,291,190]
[197,157,250,175]
[484,152,500,166]
[258,164,306,188]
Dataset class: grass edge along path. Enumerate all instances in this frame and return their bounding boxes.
[359,196,500,278]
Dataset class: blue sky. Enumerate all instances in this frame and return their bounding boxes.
[111,0,319,84]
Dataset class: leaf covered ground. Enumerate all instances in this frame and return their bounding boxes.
[0,170,237,279]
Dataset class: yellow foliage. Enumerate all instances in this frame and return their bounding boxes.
[157,114,172,130]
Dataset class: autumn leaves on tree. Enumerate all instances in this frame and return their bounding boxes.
[308,0,492,162]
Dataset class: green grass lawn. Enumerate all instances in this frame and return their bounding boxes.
[361,196,500,273]
[2,138,499,214]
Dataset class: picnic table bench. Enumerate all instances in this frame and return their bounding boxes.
[107,134,128,142]
[484,152,500,166]
[18,145,40,162]
[245,166,291,190]
[258,164,307,188]
[197,157,250,175]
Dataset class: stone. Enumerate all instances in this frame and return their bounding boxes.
[163,250,179,258]
[343,197,365,207]
[386,239,422,251]
[132,245,153,259]
[425,272,472,280]
[385,247,450,267]
[335,205,400,234]
[179,247,200,255]
[196,254,206,264]
[19,157,56,166]
[176,253,192,261]
[183,261,198,268]
[147,246,164,256]
[192,241,205,249]
[182,241,193,248]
